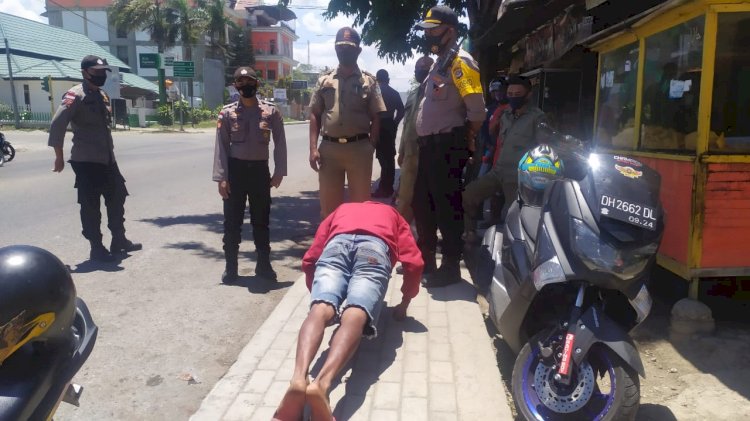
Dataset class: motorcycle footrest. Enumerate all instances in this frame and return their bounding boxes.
[62,383,84,407]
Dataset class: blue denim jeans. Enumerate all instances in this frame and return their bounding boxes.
[310,233,392,338]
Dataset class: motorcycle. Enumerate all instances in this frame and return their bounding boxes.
[481,123,663,420]
[0,132,14,163]
[0,246,98,421]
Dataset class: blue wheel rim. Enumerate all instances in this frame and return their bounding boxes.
[521,344,617,420]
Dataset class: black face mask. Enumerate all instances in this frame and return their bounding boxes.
[508,96,527,111]
[415,70,429,84]
[426,34,445,54]
[88,74,107,87]
[238,84,257,98]
[336,49,359,67]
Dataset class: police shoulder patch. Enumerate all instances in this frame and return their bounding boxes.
[61,90,78,107]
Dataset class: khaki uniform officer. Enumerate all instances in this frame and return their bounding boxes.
[213,67,287,284]
[396,56,434,221]
[308,26,386,218]
[413,6,486,287]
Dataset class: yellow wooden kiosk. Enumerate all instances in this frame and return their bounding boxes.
[588,0,750,298]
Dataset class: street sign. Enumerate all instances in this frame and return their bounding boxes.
[291,80,308,89]
[139,53,160,69]
[273,88,287,100]
[173,61,195,77]
[164,56,174,67]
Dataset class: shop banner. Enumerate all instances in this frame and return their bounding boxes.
[523,6,593,68]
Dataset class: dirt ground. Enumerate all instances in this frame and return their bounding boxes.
[478,288,750,420]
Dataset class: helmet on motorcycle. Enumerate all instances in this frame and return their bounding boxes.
[517,144,564,206]
[0,245,77,365]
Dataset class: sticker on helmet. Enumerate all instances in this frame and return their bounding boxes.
[614,155,642,167]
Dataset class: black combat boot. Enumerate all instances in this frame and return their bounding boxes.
[255,252,277,281]
[222,262,238,284]
[110,234,143,254]
[421,257,461,288]
[90,240,115,262]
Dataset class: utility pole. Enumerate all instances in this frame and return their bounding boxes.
[4,38,20,128]
[307,40,310,65]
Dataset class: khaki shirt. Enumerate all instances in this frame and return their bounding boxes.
[398,86,423,158]
[496,106,546,177]
[416,49,485,137]
[212,99,288,182]
[48,83,115,164]
[309,67,386,138]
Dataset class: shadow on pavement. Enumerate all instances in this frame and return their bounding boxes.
[69,259,125,273]
[425,279,478,303]
[221,275,293,293]
[636,403,679,420]
[482,314,521,420]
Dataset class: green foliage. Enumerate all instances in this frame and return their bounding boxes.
[0,103,14,120]
[226,26,256,84]
[110,0,178,53]
[321,1,475,62]
[157,104,174,126]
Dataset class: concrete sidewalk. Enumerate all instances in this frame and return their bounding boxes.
[191,269,513,421]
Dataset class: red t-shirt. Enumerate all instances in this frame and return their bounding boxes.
[302,202,424,302]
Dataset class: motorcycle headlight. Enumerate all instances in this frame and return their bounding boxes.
[571,218,657,280]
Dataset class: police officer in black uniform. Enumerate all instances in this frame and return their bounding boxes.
[48,55,142,262]
[213,67,288,283]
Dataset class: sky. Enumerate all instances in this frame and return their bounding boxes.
[0,0,464,92]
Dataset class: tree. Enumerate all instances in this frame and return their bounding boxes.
[199,0,235,60]
[110,0,180,104]
[321,1,505,89]
[225,26,256,84]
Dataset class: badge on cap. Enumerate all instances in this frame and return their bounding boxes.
[97,59,103,65]
[240,69,247,75]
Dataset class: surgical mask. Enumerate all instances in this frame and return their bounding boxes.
[336,49,359,66]
[238,84,257,98]
[88,74,107,87]
[508,96,527,111]
[415,69,429,83]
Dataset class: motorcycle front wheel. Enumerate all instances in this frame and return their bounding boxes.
[3,143,14,162]
[511,330,640,421]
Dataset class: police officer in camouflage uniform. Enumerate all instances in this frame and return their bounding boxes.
[308,27,386,218]
[213,67,288,284]
[49,55,142,262]
[413,6,486,287]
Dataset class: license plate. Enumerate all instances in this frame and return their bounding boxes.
[599,195,658,231]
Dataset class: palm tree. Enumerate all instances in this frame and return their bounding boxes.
[109,0,179,103]
[198,0,235,60]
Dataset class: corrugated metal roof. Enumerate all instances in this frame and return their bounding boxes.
[121,72,158,92]
[0,12,129,70]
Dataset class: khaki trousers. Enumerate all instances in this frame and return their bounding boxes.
[318,138,374,218]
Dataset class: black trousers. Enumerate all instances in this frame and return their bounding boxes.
[376,118,397,192]
[412,129,469,261]
[70,161,129,243]
[223,158,271,257]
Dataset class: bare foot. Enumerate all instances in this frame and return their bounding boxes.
[306,382,332,421]
[273,379,307,421]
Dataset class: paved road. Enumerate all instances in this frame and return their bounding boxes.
[0,125,321,420]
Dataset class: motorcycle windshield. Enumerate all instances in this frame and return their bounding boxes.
[579,154,663,236]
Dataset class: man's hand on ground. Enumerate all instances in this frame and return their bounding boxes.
[392,301,409,321]
[271,174,283,188]
[218,180,231,199]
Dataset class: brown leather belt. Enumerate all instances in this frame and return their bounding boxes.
[322,133,369,144]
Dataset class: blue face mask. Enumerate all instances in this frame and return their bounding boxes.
[508,96,527,111]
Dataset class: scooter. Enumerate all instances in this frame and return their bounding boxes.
[481,123,663,420]
[0,298,98,420]
[0,132,14,163]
